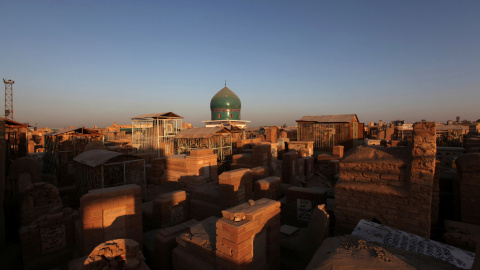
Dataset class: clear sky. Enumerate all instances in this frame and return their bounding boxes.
[1,0,479,128]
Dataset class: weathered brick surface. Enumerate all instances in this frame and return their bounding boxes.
[455,153,480,226]
[82,239,147,270]
[335,122,436,238]
[190,185,222,220]
[216,198,281,270]
[281,151,298,184]
[161,150,218,188]
[20,182,64,226]
[143,190,189,229]
[253,144,271,168]
[254,177,281,200]
[288,141,314,157]
[231,153,254,170]
[251,166,269,182]
[79,184,142,255]
[219,169,253,209]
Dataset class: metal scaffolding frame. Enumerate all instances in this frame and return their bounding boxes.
[131,112,183,158]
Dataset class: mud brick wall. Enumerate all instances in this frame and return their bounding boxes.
[19,208,78,270]
[231,153,254,170]
[253,144,271,168]
[431,160,440,228]
[216,198,281,270]
[152,219,198,270]
[219,169,253,209]
[153,190,189,227]
[79,184,142,255]
[455,153,480,225]
[190,185,222,221]
[283,187,327,227]
[162,150,218,188]
[254,176,281,200]
[335,122,436,238]
[281,151,298,184]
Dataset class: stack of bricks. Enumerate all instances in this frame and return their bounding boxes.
[161,149,218,188]
[78,184,142,255]
[253,144,271,167]
[143,190,189,230]
[455,152,480,225]
[190,185,222,221]
[173,216,219,270]
[18,182,78,270]
[335,122,437,238]
[281,151,298,184]
[149,219,199,270]
[216,198,281,270]
[231,153,253,169]
[254,176,281,200]
[149,157,166,185]
[283,186,327,227]
[219,169,253,210]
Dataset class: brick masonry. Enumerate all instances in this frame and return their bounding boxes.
[335,122,437,238]
[78,184,142,255]
[254,176,281,201]
[216,198,281,270]
[219,169,253,210]
[455,153,480,226]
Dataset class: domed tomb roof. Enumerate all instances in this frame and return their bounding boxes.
[210,87,241,111]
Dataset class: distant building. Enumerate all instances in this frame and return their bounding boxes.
[203,86,250,129]
[296,114,363,152]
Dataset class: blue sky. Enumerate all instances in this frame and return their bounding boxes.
[1,0,479,128]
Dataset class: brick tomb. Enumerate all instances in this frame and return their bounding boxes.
[77,184,142,255]
[161,149,218,189]
[455,153,480,225]
[142,190,189,230]
[19,182,78,270]
[335,122,437,237]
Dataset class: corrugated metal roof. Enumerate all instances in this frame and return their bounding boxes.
[131,112,182,119]
[174,127,231,139]
[0,117,29,128]
[73,149,141,167]
[296,114,358,123]
[45,127,101,136]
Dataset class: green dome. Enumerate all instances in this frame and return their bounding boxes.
[210,87,241,121]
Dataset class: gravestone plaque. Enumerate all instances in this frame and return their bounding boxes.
[352,219,475,269]
[297,198,313,221]
[103,206,126,240]
[40,224,66,254]
[170,205,183,225]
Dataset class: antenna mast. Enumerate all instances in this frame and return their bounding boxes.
[3,79,14,120]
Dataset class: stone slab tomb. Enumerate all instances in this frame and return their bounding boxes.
[77,184,142,255]
[282,186,327,227]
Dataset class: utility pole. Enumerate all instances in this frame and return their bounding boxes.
[3,79,14,120]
